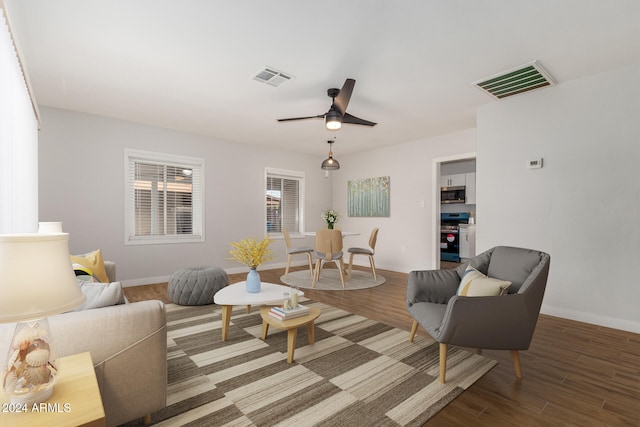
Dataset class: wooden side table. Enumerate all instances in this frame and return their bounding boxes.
[214,282,304,341]
[260,306,321,363]
[0,352,105,427]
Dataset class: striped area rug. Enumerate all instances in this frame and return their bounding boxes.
[126,300,497,426]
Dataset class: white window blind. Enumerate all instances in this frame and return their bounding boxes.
[125,149,204,245]
[0,5,40,233]
[266,168,305,235]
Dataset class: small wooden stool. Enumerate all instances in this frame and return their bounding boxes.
[259,306,321,363]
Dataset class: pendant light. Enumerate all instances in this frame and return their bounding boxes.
[321,140,340,170]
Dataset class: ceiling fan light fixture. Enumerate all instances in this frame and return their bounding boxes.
[325,110,342,130]
[278,78,376,129]
[321,140,340,170]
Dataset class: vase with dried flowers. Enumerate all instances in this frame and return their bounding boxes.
[322,209,339,229]
[228,236,273,293]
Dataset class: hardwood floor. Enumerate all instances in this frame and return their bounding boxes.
[124,265,640,426]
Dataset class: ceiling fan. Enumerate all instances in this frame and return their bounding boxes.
[277,78,377,130]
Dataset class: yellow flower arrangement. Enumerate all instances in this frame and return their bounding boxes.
[228,236,274,269]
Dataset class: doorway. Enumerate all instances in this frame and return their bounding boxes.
[432,153,476,268]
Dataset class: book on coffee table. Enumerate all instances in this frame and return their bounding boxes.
[269,304,310,320]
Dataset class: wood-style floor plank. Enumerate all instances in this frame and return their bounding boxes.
[123,265,640,426]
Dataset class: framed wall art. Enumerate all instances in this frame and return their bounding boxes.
[348,176,390,217]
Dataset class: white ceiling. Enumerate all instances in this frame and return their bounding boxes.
[6,0,640,157]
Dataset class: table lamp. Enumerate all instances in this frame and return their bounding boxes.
[0,232,85,405]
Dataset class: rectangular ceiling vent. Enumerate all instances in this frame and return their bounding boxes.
[253,67,294,87]
[472,61,554,99]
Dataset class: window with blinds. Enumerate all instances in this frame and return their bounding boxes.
[265,168,305,235]
[125,149,204,245]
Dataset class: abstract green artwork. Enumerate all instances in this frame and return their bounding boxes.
[348,176,390,217]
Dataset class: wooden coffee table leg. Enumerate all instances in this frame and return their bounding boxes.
[307,320,316,345]
[261,320,269,340]
[221,305,232,342]
[287,328,298,364]
[246,304,251,314]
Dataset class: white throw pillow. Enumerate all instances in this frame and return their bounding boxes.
[457,266,511,297]
[72,281,125,311]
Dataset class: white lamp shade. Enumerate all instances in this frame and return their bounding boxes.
[0,233,85,323]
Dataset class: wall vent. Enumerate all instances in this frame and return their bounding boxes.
[253,67,294,87]
[472,61,554,99]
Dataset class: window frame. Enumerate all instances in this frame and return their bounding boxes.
[124,148,205,245]
[265,167,305,237]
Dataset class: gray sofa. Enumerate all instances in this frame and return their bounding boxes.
[0,261,167,427]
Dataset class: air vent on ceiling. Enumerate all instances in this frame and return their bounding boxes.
[253,67,294,87]
[472,61,554,99]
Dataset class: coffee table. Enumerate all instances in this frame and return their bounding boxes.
[260,306,322,363]
[213,281,304,341]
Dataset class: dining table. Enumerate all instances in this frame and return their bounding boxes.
[302,231,359,237]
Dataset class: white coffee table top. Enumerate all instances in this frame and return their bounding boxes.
[214,281,304,306]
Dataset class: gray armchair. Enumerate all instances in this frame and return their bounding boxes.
[407,246,550,383]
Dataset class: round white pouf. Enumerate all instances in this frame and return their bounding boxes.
[168,266,228,305]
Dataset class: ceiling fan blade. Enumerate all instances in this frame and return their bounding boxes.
[277,114,324,122]
[333,78,355,115]
[342,112,377,127]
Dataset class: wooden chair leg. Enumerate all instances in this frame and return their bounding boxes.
[311,260,320,288]
[409,320,419,342]
[347,252,354,279]
[369,255,377,281]
[306,253,314,279]
[284,255,292,279]
[142,414,152,425]
[337,259,346,288]
[511,350,523,379]
[439,343,448,384]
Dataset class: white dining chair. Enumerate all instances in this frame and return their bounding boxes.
[347,227,379,281]
[283,227,314,279]
[312,228,346,288]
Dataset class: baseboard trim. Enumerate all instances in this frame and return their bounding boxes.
[541,304,640,334]
[121,275,171,287]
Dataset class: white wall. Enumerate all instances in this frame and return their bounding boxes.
[331,129,476,273]
[38,60,640,334]
[477,63,640,333]
[38,107,332,284]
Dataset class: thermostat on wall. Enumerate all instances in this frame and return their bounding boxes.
[527,158,543,169]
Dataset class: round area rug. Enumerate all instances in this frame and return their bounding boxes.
[280,269,385,290]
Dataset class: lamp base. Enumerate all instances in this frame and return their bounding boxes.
[3,319,58,406]
[10,386,53,406]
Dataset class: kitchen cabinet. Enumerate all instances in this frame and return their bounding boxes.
[465,172,476,204]
[459,224,476,260]
[440,173,465,188]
